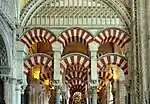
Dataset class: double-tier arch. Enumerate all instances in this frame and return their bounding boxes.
[61,53,90,94]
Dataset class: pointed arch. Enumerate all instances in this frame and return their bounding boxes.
[97,53,128,75]
[57,27,93,47]
[24,53,53,74]
[20,27,56,48]
[95,28,131,50]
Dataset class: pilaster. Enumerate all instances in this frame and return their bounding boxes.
[131,0,143,103]
[89,41,99,85]
[138,0,149,103]
[52,41,63,85]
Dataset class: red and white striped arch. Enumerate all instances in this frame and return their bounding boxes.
[61,53,90,71]
[65,71,87,83]
[98,71,113,81]
[40,71,53,81]
[24,53,53,74]
[70,84,86,94]
[20,27,56,48]
[95,28,131,50]
[97,53,128,75]
[40,71,53,87]
[98,80,106,88]
[67,65,89,73]
[65,66,87,92]
[57,27,93,47]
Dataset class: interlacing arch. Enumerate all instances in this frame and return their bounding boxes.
[20,27,56,48]
[97,53,128,75]
[57,27,93,47]
[95,28,131,52]
[24,53,53,74]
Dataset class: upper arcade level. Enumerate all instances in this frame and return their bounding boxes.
[19,0,131,34]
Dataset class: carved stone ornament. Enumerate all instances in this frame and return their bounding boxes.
[0,34,8,67]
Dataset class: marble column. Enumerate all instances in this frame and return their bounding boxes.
[55,86,61,104]
[91,86,97,104]
[88,89,92,104]
[62,73,67,104]
[138,0,149,103]
[4,79,10,104]
[10,79,16,104]
[44,94,49,104]
[107,83,113,104]
[62,91,67,104]
[16,82,22,104]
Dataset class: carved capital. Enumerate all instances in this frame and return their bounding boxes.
[0,66,11,74]
[90,80,98,87]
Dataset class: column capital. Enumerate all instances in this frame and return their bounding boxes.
[90,80,98,87]
[89,41,99,52]
[52,41,63,53]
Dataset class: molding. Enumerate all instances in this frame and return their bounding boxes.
[0,10,15,30]
[0,66,11,74]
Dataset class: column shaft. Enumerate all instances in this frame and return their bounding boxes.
[92,87,97,104]
[11,81,16,104]
[4,81,10,104]
[16,84,21,104]
[55,87,60,104]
